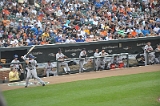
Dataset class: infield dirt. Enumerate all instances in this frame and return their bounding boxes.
[0,65,160,91]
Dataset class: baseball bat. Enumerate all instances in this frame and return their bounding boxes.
[26,45,36,56]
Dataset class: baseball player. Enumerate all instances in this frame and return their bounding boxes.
[111,56,119,68]
[107,55,123,69]
[155,44,160,64]
[44,61,57,77]
[98,50,108,70]
[79,48,87,73]
[56,48,70,74]
[144,42,155,65]
[11,54,24,81]
[21,54,45,88]
[94,49,100,71]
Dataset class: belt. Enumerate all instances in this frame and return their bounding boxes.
[27,67,34,70]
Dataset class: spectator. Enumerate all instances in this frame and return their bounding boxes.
[76,35,85,42]
[153,24,160,34]
[0,0,159,48]
[142,26,150,36]
[65,36,76,43]
[9,66,20,82]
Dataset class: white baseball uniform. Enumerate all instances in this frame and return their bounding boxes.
[98,52,108,69]
[11,59,20,69]
[56,53,70,73]
[25,58,45,86]
[94,52,100,71]
[144,44,155,65]
[155,47,160,63]
[44,63,57,77]
[79,51,87,73]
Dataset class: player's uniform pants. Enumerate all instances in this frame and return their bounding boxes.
[26,68,44,86]
[46,70,57,77]
[144,52,155,65]
[99,58,105,69]
[95,58,100,71]
[79,58,85,73]
[58,62,70,73]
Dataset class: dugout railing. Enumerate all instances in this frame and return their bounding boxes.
[56,53,129,75]
[0,52,158,83]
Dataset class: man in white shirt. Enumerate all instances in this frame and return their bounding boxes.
[144,42,155,65]
[155,44,160,64]
[94,49,100,71]
[10,37,19,47]
[153,25,160,34]
[93,18,98,26]
[79,48,87,73]
[56,48,70,74]
[65,36,76,43]
[98,50,108,70]
[44,61,57,77]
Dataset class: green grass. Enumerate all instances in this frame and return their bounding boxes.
[2,71,160,106]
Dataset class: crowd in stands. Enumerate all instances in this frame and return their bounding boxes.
[0,0,160,48]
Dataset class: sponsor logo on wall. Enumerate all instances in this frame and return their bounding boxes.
[71,53,76,56]
[48,53,55,57]
[32,52,43,55]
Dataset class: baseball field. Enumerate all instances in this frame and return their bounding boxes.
[1,65,160,106]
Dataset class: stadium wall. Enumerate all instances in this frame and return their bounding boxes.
[0,37,160,63]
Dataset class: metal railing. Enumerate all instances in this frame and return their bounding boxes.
[56,53,129,75]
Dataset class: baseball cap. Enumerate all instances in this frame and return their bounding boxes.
[58,48,62,52]
[14,54,18,58]
[82,48,86,50]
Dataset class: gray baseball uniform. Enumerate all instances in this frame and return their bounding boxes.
[79,50,87,73]
[155,46,160,63]
[98,52,108,69]
[24,58,45,87]
[11,59,20,69]
[144,44,155,65]
[94,52,100,71]
[56,52,70,73]
[44,63,57,77]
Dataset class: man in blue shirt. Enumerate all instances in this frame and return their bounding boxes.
[76,35,85,42]
[55,35,64,43]
[36,27,43,37]
[94,1,104,9]
[31,24,39,35]
[141,27,150,36]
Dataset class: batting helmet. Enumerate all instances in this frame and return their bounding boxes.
[14,54,18,58]
[28,54,36,59]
